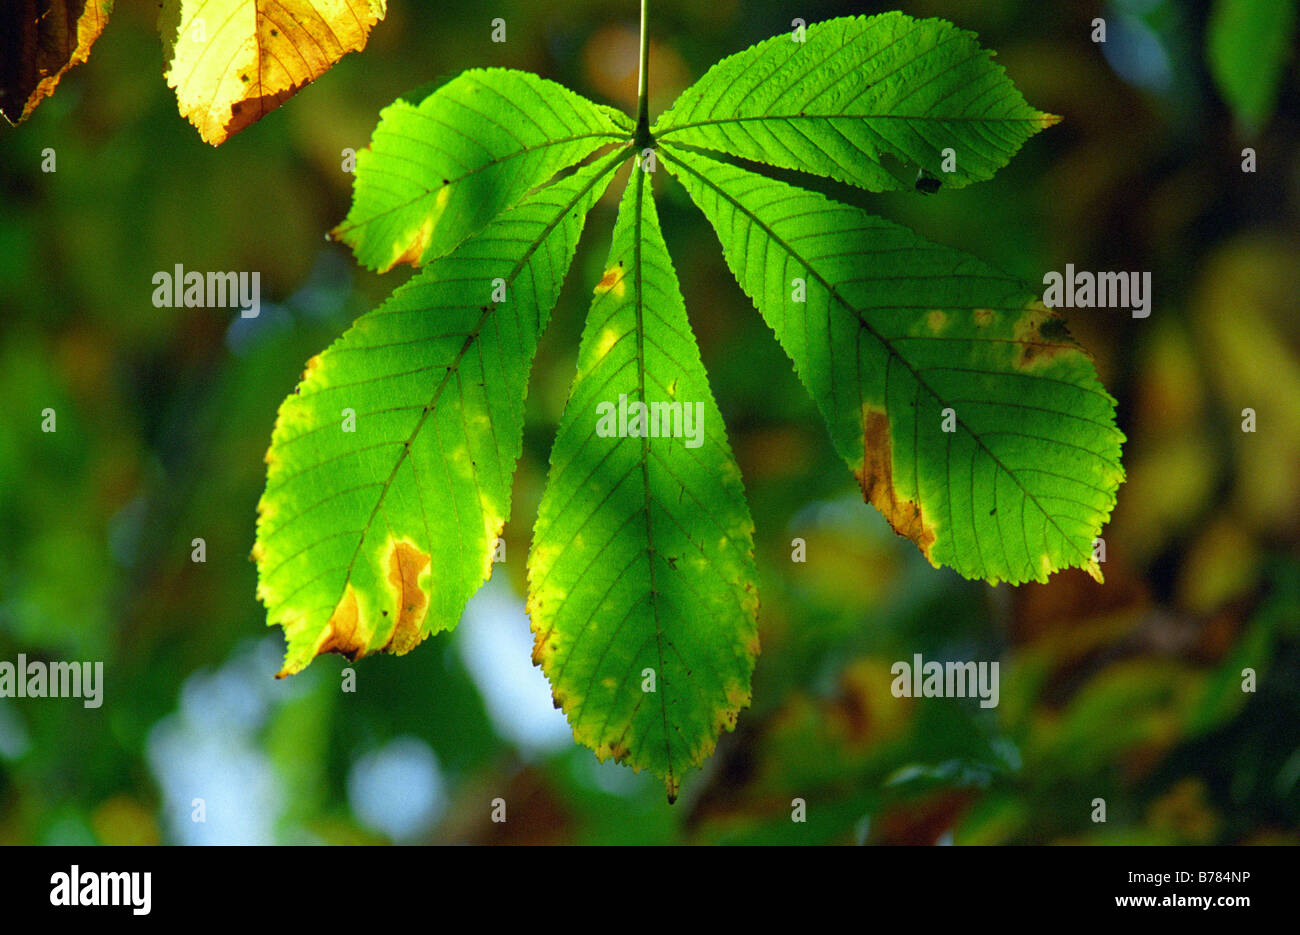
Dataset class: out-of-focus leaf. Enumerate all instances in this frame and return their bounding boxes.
[0,0,113,124]
[1193,239,1300,535]
[1207,0,1297,133]
[1027,658,1205,775]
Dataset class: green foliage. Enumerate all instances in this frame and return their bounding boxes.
[1207,0,1297,133]
[660,146,1123,583]
[528,169,759,802]
[654,12,1059,193]
[332,70,631,272]
[257,151,626,676]
[255,12,1124,796]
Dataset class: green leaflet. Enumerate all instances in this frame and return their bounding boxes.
[527,165,759,801]
[661,144,1124,584]
[256,151,625,676]
[654,13,1058,193]
[1207,0,1297,133]
[332,69,631,272]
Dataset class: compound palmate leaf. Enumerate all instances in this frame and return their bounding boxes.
[662,144,1124,584]
[162,0,387,145]
[527,166,759,801]
[260,10,1126,799]
[654,12,1058,193]
[256,150,626,676]
[333,69,632,272]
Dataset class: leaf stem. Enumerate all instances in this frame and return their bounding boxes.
[635,0,652,147]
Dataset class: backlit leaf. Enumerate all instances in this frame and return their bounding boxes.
[1,0,113,125]
[161,0,387,145]
[256,150,625,676]
[256,12,1124,793]
[527,165,759,800]
[654,13,1058,193]
[333,69,632,272]
[662,144,1123,584]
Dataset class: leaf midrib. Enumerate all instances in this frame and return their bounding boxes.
[628,166,675,792]
[655,112,1049,138]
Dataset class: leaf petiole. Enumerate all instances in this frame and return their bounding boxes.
[635,0,653,148]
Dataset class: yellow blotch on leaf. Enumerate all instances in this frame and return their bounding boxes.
[388,208,439,272]
[273,538,437,677]
[283,583,369,677]
[593,328,622,364]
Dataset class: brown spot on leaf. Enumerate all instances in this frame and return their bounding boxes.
[531,628,553,666]
[1013,304,1079,369]
[382,539,431,653]
[855,408,937,560]
[594,265,626,297]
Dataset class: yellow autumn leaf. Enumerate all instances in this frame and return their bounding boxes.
[161,0,386,145]
[0,0,114,125]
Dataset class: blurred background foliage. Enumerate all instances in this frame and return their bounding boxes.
[1,0,1298,845]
